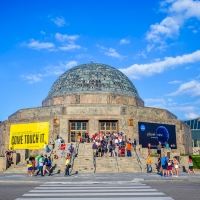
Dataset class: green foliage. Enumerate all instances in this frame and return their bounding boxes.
[150,154,158,157]
[180,154,200,169]
[28,154,38,158]
[192,156,200,169]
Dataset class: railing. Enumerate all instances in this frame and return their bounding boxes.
[193,147,200,154]
[133,148,142,172]
[93,151,96,173]
[114,154,119,172]
[70,141,79,173]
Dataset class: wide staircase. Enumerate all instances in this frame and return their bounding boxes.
[71,143,94,174]
[6,142,187,174]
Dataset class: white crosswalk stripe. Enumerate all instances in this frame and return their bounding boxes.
[15,181,174,200]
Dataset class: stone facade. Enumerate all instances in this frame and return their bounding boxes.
[0,62,192,155]
[0,95,192,155]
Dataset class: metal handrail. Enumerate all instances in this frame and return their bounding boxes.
[93,151,96,173]
[133,148,142,172]
[70,141,79,173]
[114,154,119,172]
[193,147,200,154]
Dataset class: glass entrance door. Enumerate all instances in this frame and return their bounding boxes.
[99,121,118,134]
[70,121,88,142]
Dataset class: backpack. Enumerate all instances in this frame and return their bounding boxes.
[70,147,74,153]
[47,159,51,167]
[165,158,168,166]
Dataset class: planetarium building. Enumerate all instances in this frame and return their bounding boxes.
[0,62,192,154]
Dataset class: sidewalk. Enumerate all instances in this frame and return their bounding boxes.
[1,172,200,183]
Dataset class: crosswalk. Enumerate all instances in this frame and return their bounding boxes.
[16,181,173,200]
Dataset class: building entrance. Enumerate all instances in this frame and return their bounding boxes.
[99,120,118,134]
[70,121,88,142]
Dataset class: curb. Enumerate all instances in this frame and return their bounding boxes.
[0,178,200,183]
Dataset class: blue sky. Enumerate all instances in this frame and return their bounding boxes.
[1,0,200,121]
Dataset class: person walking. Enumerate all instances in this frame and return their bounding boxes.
[188,156,196,174]
[36,154,44,176]
[64,153,71,177]
[43,155,51,176]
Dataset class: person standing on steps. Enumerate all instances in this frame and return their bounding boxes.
[157,142,162,156]
[126,141,132,157]
[64,153,71,177]
[61,143,66,158]
[92,141,98,157]
[146,155,152,173]
[133,139,137,150]
[51,140,55,151]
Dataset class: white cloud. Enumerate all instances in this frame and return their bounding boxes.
[134,51,147,59]
[184,112,200,120]
[44,61,78,76]
[22,61,78,83]
[55,33,79,42]
[195,99,200,104]
[40,31,46,35]
[51,16,67,27]
[170,105,197,112]
[76,54,92,59]
[97,45,124,59]
[167,80,200,97]
[59,43,82,51]
[145,98,166,104]
[193,30,198,34]
[144,98,167,109]
[168,80,181,84]
[21,74,42,84]
[146,44,155,52]
[146,0,200,45]
[119,39,130,45]
[25,39,55,50]
[119,50,200,78]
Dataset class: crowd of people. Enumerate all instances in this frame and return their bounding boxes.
[24,134,197,177]
[146,142,196,177]
[90,132,137,157]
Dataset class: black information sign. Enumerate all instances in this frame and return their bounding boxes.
[138,122,177,149]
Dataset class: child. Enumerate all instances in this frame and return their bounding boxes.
[167,160,173,177]
[188,156,195,174]
[27,160,33,177]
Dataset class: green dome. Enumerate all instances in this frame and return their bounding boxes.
[46,62,141,99]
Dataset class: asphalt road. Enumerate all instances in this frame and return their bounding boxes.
[0,181,200,200]
[0,183,39,200]
[142,180,200,200]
